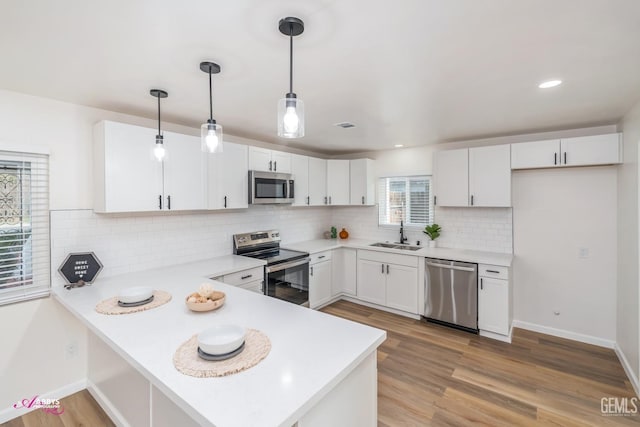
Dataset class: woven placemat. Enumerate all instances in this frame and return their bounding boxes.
[95,290,172,315]
[173,329,271,378]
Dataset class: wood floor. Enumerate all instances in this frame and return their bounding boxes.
[321,300,640,427]
[2,390,114,427]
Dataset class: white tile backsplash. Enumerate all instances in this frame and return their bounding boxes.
[50,206,332,286]
[50,204,512,286]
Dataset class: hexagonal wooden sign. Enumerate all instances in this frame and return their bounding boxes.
[58,252,103,286]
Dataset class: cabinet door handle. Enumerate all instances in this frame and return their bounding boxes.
[310,266,314,276]
[158,195,162,210]
[329,196,332,205]
[224,195,227,208]
[274,161,277,171]
[362,196,365,205]
[434,195,437,206]
[386,264,389,274]
[318,255,326,259]
[269,160,273,171]
[240,274,252,280]
[381,264,384,274]
[554,152,557,165]
[480,278,483,290]
[486,269,500,274]
[470,195,474,206]
[564,152,567,165]
[324,196,328,205]
[306,196,310,205]
[167,195,171,210]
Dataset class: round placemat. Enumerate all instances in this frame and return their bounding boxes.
[173,329,271,378]
[95,290,172,315]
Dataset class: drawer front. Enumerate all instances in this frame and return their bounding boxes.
[479,264,509,280]
[357,249,418,268]
[223,267,265,286]
[237,279,264,294]
[310,250,332,265]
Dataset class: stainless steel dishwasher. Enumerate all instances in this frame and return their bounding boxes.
[424,258,478,333]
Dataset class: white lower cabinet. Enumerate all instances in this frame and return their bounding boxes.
[310,255,333,309]
[356,250,419,314]
[332,248,357,296]
[477,264,511,338]
[212,266,264,294]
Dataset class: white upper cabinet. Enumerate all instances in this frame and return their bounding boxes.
[291,154,310,206]
[560,134,621,166]
[326,160,350,205]
[511,133,621,169]
[207,142,248,210]
[433,148,469,207]
[93,121,205,213]
[510,139,560,169]
[249,146,291,173]
[308,157,327,206]
[468,145,511,207]
[349,159,375,205]
[434,146,511,207]
[163,131,207,211]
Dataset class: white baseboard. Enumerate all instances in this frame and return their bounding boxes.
[0,379,87,424]
[87,380,130,427]
[512,320,616,349]
[479,327,512,343]
[614,344,640,398]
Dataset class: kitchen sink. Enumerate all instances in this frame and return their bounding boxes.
[370,242,422,251]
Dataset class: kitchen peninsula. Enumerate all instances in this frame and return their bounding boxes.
[53,256,386,427]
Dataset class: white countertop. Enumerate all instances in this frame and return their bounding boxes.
[284,239,513,266]
[53,256,386,427]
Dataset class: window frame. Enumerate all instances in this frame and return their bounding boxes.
[377,175,433,229]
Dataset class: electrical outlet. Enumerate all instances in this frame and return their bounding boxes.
[65,341,78,360]
[578,248,589,259]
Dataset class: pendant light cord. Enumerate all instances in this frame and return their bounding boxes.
[157,94,161,135]
[289,25,294,94]
[209,68,214,121]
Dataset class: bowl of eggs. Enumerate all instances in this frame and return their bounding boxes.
[185,283,225,312]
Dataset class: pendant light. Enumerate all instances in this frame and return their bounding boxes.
[200,61,223,153]
[277,17,305,138]
[150,89,168,162]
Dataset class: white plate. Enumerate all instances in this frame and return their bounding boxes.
[198,324,246,356]
[118,286,153,304]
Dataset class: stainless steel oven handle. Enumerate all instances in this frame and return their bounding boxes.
[265,257,311,273]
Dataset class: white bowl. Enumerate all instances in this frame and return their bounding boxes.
[118,286,153,304]
[198,325,246,355]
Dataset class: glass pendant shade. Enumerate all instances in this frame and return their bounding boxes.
[201,120,223,153]
[154,135,166,162]
[277,95,304,138]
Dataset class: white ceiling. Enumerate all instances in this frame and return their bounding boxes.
[1,0,640,154]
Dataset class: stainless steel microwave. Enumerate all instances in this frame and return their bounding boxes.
[249,171,294,204]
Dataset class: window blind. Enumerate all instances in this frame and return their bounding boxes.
[0,151,50,306]
[378,176,433,227]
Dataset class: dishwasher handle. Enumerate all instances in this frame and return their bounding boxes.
[426,261,476,272]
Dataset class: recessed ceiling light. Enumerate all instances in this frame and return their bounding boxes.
[334,122,356,128]
[394,144,404,148]
[538,79,562,89]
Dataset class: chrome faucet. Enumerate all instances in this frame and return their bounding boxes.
[399,220,408,244]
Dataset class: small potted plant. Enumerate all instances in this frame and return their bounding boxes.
[423,224,441,248]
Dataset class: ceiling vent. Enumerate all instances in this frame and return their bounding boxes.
[334,122,356,128]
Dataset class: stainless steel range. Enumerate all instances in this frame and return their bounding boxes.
[233,230,310,306]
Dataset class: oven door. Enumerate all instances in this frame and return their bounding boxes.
[265,258,310,306]
[249,171,294,204]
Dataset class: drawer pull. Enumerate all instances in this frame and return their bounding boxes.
[241,274,253,280]
[486,269,500,274]
[318,255,326,259]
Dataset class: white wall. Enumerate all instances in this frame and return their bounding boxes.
[512,166,618,344]
[618,100,640,386]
